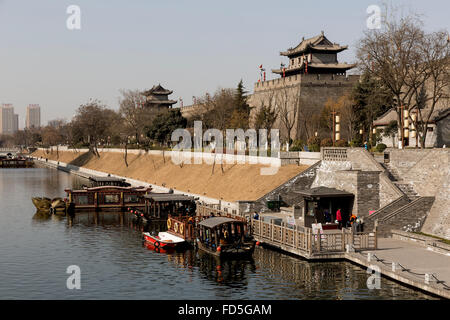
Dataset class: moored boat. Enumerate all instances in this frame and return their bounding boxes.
[31,197,52,211]
[196,217,255,259]
[142,231,186,252]
[51,198,67,214]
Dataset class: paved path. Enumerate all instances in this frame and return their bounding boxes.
[347,238,450,298]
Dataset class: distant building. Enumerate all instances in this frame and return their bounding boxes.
[0,104,18,135]
[141,84,177,109]
[26,104,41,129]
[13,114,19,133]
[248,32,359,141]
[47,119,66,128]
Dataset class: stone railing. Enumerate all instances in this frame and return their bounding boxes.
[321,147,348,161]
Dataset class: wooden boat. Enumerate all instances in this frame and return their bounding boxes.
[31,197,52,210]
[196,217,255,259]
[142,231,186,252]
[51,198,67,214]
[64,185,151,211]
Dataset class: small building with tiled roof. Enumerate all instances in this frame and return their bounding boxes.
[373,107,450,148]
[142,84,177,109]
[272,31,356,77]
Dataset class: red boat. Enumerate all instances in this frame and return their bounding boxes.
[142,231,186,251]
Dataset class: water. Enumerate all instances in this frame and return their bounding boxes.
[0,168,437,300]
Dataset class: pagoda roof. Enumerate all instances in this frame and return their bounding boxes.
[142,84,173,96]
[272,62,356,74]
[280,33,348,57]
[145,99,177,105]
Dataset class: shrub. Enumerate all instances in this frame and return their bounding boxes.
[350,137,362,148]
[376,143,387,153]
[335,139,348,147]
[290,139,305,151]
[320,138,333,147]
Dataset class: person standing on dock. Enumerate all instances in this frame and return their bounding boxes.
[336,208,342,229]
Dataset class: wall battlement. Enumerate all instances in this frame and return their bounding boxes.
[253,74,359,92]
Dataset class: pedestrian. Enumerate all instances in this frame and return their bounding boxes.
[364,141,368,150]
[336,208,342,229]
[324,209,331,223]
[253,211,259,220]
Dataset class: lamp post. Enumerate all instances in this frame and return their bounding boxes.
[403,109,409,147]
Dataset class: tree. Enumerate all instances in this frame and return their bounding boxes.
[276,86,300,145]
[41,126,65,159]
[383,120,398,148]
[71,100,120,156]
[357,7,450,148]
[229,80,252,129]
[146,109,187,147]
[352,73,393,145]
[118,89,154,144]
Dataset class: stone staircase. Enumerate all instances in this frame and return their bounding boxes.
[366,157,430,236]
[380,162,419,201]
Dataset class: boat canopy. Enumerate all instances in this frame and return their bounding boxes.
[144,193,195,202]
[198,217,240,229]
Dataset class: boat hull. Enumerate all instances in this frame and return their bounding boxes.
[142,232,186,252]
[197,241,256,260]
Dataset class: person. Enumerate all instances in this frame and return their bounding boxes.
[209,212,215,218]
[336,208,342,229]
[253,211,259,220]
[324,209,331,223]
[364,142,368,150]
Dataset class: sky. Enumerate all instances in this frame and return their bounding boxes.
[0,0,449,128]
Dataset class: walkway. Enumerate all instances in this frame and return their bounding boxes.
[346,238,450,299]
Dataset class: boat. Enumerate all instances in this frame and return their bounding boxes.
[64,185,151,211]
[50,198,67,214]
[31,197,52,210]
[196,217,256,259]
[142,231,186,252]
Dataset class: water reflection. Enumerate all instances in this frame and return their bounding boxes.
[0,168,439,300]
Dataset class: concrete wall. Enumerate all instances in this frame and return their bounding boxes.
[387,149,450,239]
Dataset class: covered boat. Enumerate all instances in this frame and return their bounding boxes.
[65,185,151,211]
[196,217,255,259]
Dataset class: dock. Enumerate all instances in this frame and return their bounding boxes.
[250,218,450,298]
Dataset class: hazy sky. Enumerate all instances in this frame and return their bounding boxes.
[0,0,449,127]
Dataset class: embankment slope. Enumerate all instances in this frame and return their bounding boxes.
[33,149,309,202]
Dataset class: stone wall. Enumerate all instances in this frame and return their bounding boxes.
[250,161,321,212]
[376,197,435,236]
[311,163,380,217]
[248,74,359,141]
[321,147,403,207]
[386,149,449,239]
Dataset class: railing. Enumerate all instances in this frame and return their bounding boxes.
[321,147,348,161]
[251,219,377,257]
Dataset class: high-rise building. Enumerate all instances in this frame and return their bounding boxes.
[13,114,19,133]
[26,104,41,129]
[0,104,17,135]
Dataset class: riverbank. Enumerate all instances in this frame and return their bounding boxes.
[32,149,309,203]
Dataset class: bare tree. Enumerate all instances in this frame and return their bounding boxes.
[276,85,300,145]
[357,7,450,148]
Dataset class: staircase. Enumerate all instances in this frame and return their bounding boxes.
[366,158,429,236]
[380,162,419,201]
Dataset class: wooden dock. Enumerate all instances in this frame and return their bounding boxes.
[250,218,377,260]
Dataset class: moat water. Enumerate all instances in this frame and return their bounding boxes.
[0,168,438,299]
